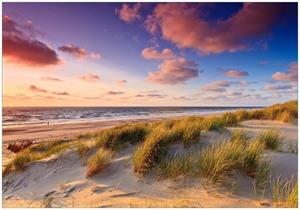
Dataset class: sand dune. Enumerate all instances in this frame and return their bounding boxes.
[3,120,297,207]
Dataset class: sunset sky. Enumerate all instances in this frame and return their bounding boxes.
[3,2,298,107]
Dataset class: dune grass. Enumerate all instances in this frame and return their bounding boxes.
[86,148,113,177]
[156,151,196,180]
[3,140,73,174]
[95,123,149,151]
[76,141,95,158]
[272,177,298,207]
[197,140,245,182]
[252,160,271,193]
[221,112,238,127]
[257,129,284,150]
[243,140,265,176]
[132,126,173,175]
[156,129,266,182]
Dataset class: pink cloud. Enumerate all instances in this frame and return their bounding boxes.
[272,62,298,83]
[52,91,70,96]
[58,44,101,59]
[116,3,142,23]
[141,48,175,60]
[264,83,293,91]
[146,57,199,84]
[145,3,283,54]
[29,85,48,93]
[107,91,124,95]
[224,69,249,78]
[200,80,233,92]
[80,73,100,82]
[3,16,61,67]
[40,76,63,82]
[116,79,127,84]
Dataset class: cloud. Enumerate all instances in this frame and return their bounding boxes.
[4,94,31,100]
[146,93,167,98]
[141,48,175,60]
[58,44,101,59]
[173,96,195,101]
[40,76,63,82]
[3,16,61,67]
[29,85,48,93]
[116,3,142,23]
[146,57,199,84]
[200,80,233,92]
[134,94,145,97]
[80,73,100,82]
[116,79,127,84]
[264,83,293,91]
[272,62,298,83]
[259,60,269,65]
[224,69,249,78]
[52,91,70,96]
[145,3,283,54]
[107,91,124,95]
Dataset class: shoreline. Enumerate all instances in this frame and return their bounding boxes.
[3,112,224,144]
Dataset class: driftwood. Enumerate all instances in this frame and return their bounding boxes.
[7,140,33,153]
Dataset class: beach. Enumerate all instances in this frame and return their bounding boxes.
[2,114,298,208]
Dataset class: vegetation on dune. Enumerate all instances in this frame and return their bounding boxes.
[257,129,284,150]
[272,177,298,208]
[156,130,268,182]
[156,151,196,179]
[242,140,265,176]
[132,126,173,175]
[95,123,149,151]
[253,160,271,192]
[86,148,113,177]
[197,140,245,182]
[221,112,238,127]
[250,100,297,123]
[76,141,95,158]
[3,140,73,174]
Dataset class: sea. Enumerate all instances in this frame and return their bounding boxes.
[3,106,262,127]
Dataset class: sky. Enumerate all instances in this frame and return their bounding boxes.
[2,2,298,107]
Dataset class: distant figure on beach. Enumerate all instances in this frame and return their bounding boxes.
[47,122,50,125]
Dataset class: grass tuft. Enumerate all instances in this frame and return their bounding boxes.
[86,148,113,177]
[257,129,284,150]
[272,177,298,207]
[95,123,149,151]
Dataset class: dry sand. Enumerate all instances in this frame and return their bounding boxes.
[2,119,298,207]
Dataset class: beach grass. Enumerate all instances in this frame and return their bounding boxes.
[156,151,196,179]
[257,129,284,150]
[197,140,244,182]
[3,140,73,174]
[272,177,298,207]
[76,141,95,158]
[243,139,265,176]
[95,123,149,151]
[86,148,113,177]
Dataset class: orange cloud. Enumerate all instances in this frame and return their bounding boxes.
[145,3,283,54]
[224,69,249,78]
[80,73,100,82]
[29,85,48,93]
[141,48,175,60]
[52,91,70,96]
[116,79,127,84]
[107,91,124,95]
[116,3,142,23]
[40,77,63,82]
[3,16,61,67]
[146,57,199,84]
[272,62,298,83]
[58,44,101,59]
